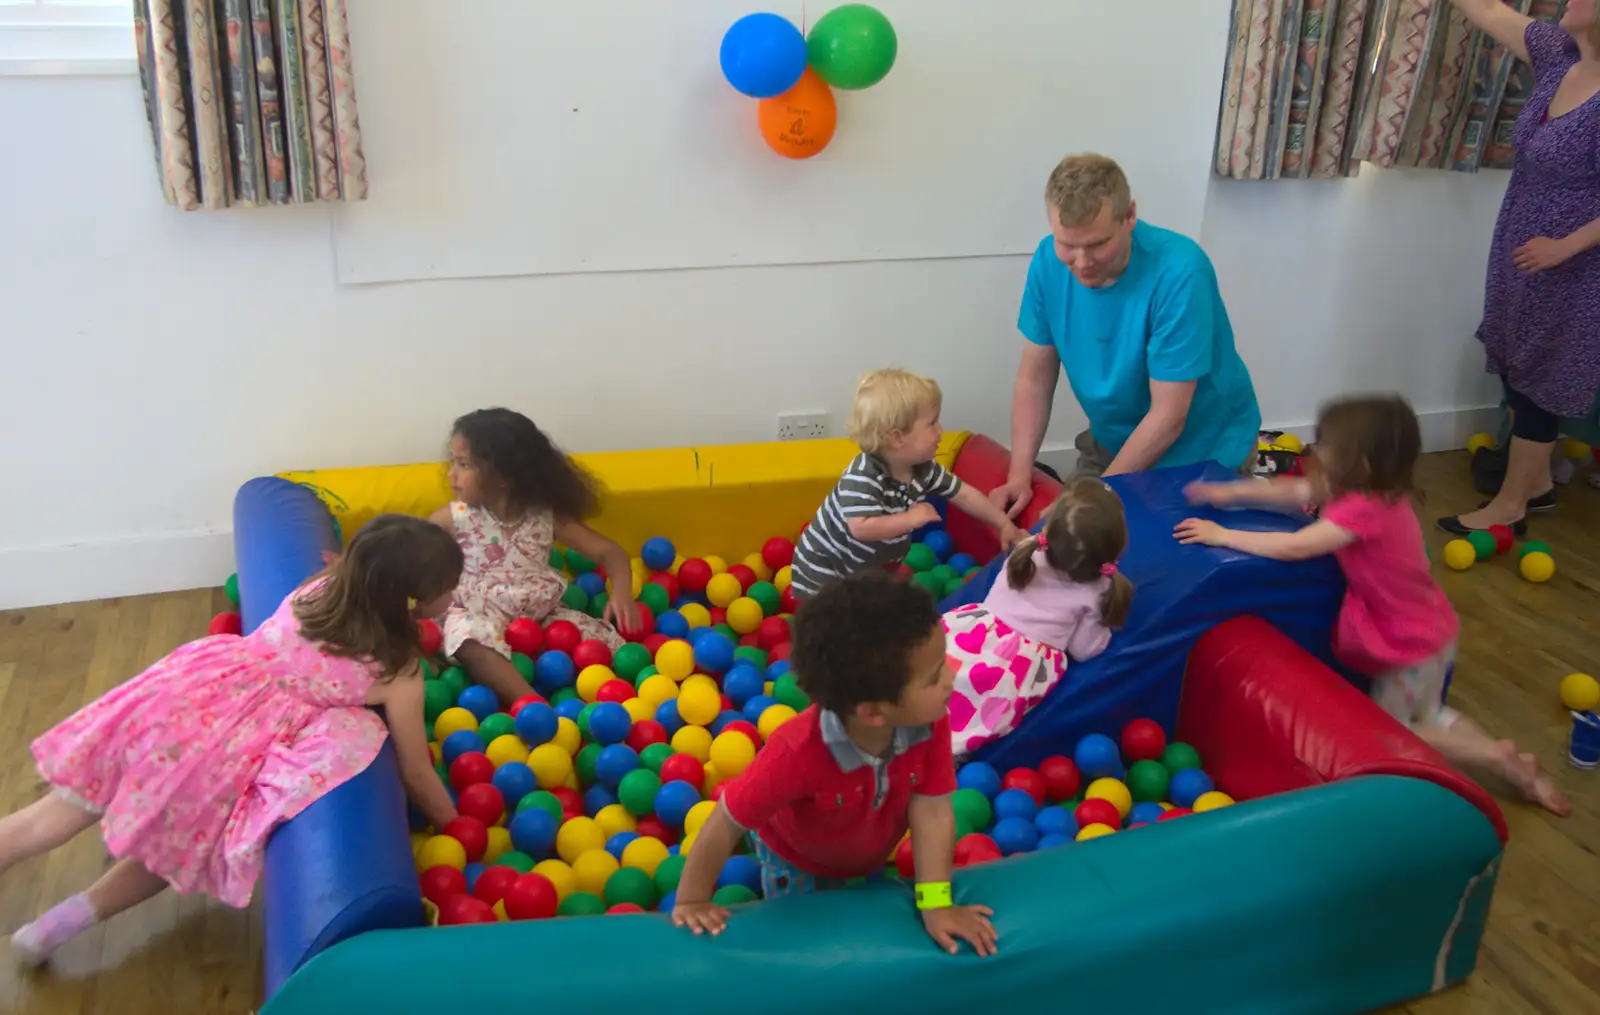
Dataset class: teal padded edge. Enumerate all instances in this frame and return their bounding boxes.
[261,776,1501,1015]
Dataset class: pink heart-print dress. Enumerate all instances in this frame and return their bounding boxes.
[942,604,1069,757]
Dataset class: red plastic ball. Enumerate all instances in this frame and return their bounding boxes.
[472,864,519,906]
[449,752,496,791]
[727,565,758,591]
[504,618,543,657]
[622,603,655,641]
[509,693,546,717]
[642,633,670,657]
[756,617,790,651]
[543,620,582,655]
[893,835,916,878]
[720,721,760,747]
[769,642,791,662]
[709,607,727,627]
[1074,798,1121,831]
[678,559,713,593]
[502,872,559,920]
[419,865,467,906]
[417,618,443,656]
[659,753,705,791]
[1487,524,1515,555]
[1157,807,1192,821]
[739,634,760,648]
[779,587,799,613]
[635,815,679,846]
[549,786,584,821]
[762,537,795,572]
[596,679,636,704]
[626,720,669,753]
[648,572,679,602]
[708,782,727,802]
[1038,755,1081,802]
[573,639,613,670]
[1120,719,1167,764]
[954,833,1002,867]
[607,903,646,914]
[1002,767,1047,806]
[457,783,507,826]
[208,612,243,637]
[438,895,497,925]
[719,693,736,712]
[441,816,488,862]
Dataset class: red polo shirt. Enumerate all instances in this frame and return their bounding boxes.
[720,707,957,880]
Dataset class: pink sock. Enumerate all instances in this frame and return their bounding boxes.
[11,893,98,966]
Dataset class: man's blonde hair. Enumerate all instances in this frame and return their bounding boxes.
[1045,154,1132,228]
[846,368,942,455]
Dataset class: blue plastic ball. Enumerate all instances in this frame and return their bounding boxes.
[606,831,640,860]
[654,780,702,830]
[742,694,777,723]
[709,710,743,735]
[407,803,429,832]
[719,12,807,98]
[947,552,977,575]
[534,650,576,691]
[441,729,487,768]
[491,761,537,810]
[585,784,618,816]
[722,664,765,708]
[667,845,680,856]
[922,530,954,561]
[457,684,499,722]
[655,699,685,736]
[1168,768,1215,809]
[509,807,558,857]
[956,761,1002,799]
[1128,801,1165,827]
[684,626,713,646]
[655,610,690,640]
[554,697,585,723]
[991,816,1040,855]
[693,632,735,674]
[718,854,763,893]
[1074,733,1122,780]
[642,537,677,572]
[463,861,487,893]
[1034,805,1074,838]
[766,659,790,680]
[677,591,710,609]
[513,702,559,747]
[993,788,1038,823]
[576,572,608,598]
[1036,833,1074,851]
[587,702,633,746]
[659,889,677,912]
[594,744,640,790]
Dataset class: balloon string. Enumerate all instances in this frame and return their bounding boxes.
[802,1,807,34]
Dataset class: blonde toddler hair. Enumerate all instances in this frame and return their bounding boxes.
[1045,154,1132,228]
[846,368,942,456]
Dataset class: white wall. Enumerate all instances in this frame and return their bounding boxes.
[0,74,1508,609]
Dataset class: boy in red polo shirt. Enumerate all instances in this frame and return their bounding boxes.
[672,573,998,956]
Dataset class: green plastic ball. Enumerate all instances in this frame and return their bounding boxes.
[224,572,240,606]
[634,665,660,688]
[951,788,992,838]
[638,583,670,615]
[1127,760,1170,803]
[604,867,658,909]
[618,769,662,816]
[510,654,535,681]
[548,546,566,570]
[903,544,937,573]
[478,712,516,743]
[712,884,759,906]
[1161,742,1202,774]
[516,790,564,823]
[747,581,781,616]
[964,567,981,579]
[613,643,653,681]
[910,571,943,595]
[551,687,578,706]
[575,742,602,786]
[495,850,536,873]
[712,624,738,641]
[942,577,967,599]
[558,891,606,916]
[575,704,597,739]
[433,760,449,785]
[928,564,957,587]
[423,681,453,723]
[654,853,686,894]
[733,646,769,670]
[561,584,589,612]
[1519,539,1551,560]
[440,666,470,702]
[772,674,810,712]
[1466,529,1497,561]
[640,743,674,773]
[419,657,437,680]
[565,550,597,575]
[806,3,898,90]
[588,592,609,619]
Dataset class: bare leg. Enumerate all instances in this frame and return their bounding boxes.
[1456,435,1552,528]
[455,640,533,706]
[1416,717,1571,816]
[83,858,169,921]
[0,793,101,878]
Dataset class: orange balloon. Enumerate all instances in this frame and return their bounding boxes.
[758,68,837,159]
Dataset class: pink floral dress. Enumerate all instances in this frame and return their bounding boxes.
[29,582,390,907]
[442,502,622,659]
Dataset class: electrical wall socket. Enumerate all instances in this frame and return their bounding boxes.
[777,412,831,441]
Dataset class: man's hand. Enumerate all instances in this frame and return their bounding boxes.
[1514,235,1581,274]
[998,522,1028,550]
[1174,518,1230,547]
[672,900,731,936]
[988,478,1034,520]
[922,904,998,956]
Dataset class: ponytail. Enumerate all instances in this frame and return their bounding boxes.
[1100,570,1133,629]
[1004,535,1045,591]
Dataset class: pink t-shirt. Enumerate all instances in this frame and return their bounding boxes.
[1319,492,1459,675]
[981,552,1112,659]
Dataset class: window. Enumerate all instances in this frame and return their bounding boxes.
[0,1,136,75]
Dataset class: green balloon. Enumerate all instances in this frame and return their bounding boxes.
[618,769,662,816]
[806,3,898,90]
[639,583,670,615]
[733,646,769,670]
[562,584,589,612]
[772,674,810,712]
[224,572,240,606]
[1467,529,1497,561]
[1161,742,1202,774]
[440,666,470,701]
[634,665,660,688]
[747,581,782,616]
[548,546,566,570]
[576,742,602,786]
[565,550,597,575]
[516,790,564,823]
[495,850,536,873]
[903,543,937,573]
[1519,539,1550,560]
[1127,760,1170,803]
[951,788,993,838]
[478,712,516,743]
[712,884,759,906]
[604,867,658,909]
[613,642,653,681]
[654,854,687,895]
[558,891,606,917]
[423,680,454,723]
[639,743,674,773]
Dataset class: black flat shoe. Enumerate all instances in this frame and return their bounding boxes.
[1476,489,1556,514]
[1437,515,1528,537]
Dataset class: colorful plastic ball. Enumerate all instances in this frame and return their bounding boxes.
[508,807,558,857]
[1193,791,1236,812]
[441,816,488,862]
[534,651,576,691]
[608,642,652,682]
[583,702,629,747]
[701,573,739,609]
[742,694,777,723]
[1034,805,1074,839]
[1442,539,1476,571]
[950,788,994,838]
[655,700,685,737]
[441,729,486,768]
[1037,833,1074,850]
[555,817,607,865]
[1157,807,1193,822]
[489,760,537,810]
[207,611,243,637]
[483,734,528,770]
[1120,719,1167,763]
[483,826,513,863]
[544,620,582,655]
[1076,822,1117,842]
[511,702,558,748]
[659,753,705,791]
[1073,734,1121,779]
[603,866,658,910]
[438,894,497,925]
[1037,755,1081,801]
[993,788,1039,822]
[503,617,542,657]
[757,703,797,740]
[639,742,675,774]
[654,640,695,681]
[1001,767,1047,806]
[1168,768,1215,808]
[502,872,559,920]
[677,679,722,727]
[417,834,468,871]
[510,653,536,681]
[722,664,765,708]
[457,783,507,827]
[655,780,703,829]
[419,865,466,906]
[423,681,454,724]
[570,641,610,673]
[1128,801,1165,826]
[1073,797,1121,831]
[678,559,713,594]
[625,719,669,754]
[991,816,1039,855]
[621,835,671,879]
[638,536,673,572]
[594,803,637,839]
[1559,672,1600,711]
[532,859,577,903]
[947,552,976,574]
[1519,539,1551,560]
[956,762,1002,798]
[575,572,608,599]
[606,831,639,860]
[654,610,690,641]
[1466,529,1498,561]
[449,752,497,791]
[652,853,687,895]
[712,884,759,906]
[1126,760,1171,804]
[554,698,585,724]
[709,729,757,778]
[434,707,480,742]
[1521,551,1555,582]
[576,746,604,790]
[438,666,471,702]
[1160,742,1202,774]
[693,632,736,674]
[528,744,575,791]
[1085,777,1133,818]
[572,849,621,897]
[637,583,671,617]
[771,674,810,713]
[472,864,519,906]
[954,833,1002,867]
[725,597,764,635]
[1487,524,1515,555]
[517,790,564,824]
[558,891,607,917]
[478,712,516,742]
[671,724,713,762]
[609,765,655,815]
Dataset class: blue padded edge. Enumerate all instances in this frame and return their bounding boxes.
[234,477,341,634]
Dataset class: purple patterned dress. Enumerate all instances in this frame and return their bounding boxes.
[1478,21,1600,418]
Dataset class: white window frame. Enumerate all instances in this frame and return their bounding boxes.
[0,2,137,76]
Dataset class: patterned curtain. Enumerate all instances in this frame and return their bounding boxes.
[132,1,368,210]
[1214,0,1568,179]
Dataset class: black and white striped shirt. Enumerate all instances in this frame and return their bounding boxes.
[789,454,963,597]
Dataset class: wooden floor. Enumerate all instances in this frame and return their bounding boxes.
[0,452,1593,1014]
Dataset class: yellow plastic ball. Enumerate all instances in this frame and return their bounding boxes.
[1272,433,1304,453]
[1561,437,1589,459]
[1441,539,1476,571]
[630,557,647,579]
[416,834,467,871]
[410,830,429,861]
[703,555,728,575]
[655,640,696,681]
[577,664,616,703]
[638,673,680,708]
[1193,791,1236,812]
[1559,672,1600,712]
[483,826,512,864]
[774,565,792,591]
[533,859,576,902]
[433,707,479,741]
[741,553,774,582]
[764,681,774,696]
[680,830,698,855]
[710,730,757,778]
[702,763,725,796]
[1076,823,1117,842]
[429,741,443,766]
[529,744,574,789]
[621,835,670,877]
[677,682,721,727]
[679,603,712,629]
[1466,432,1495,456]
[706,573,743,608]
[671,725,714,762]
[1086,777,1133,818]
[552,717,582,756]
[623,697,654,723]
[757,703,798,741]
[669,554,686,576]
[572,848,620,896]
[563,770,582,791]
[492,900,509,922]
[595,804,638,838]
[1520,551,1555,583]
[684,800,718,838]
[725,597,765,635]
[556,816,607,864]
[484,734,529,769]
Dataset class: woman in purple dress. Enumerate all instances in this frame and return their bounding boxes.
[1441,0,1600,535]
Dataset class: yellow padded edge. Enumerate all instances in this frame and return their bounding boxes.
[275,432,970,561]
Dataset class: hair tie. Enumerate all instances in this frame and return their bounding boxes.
[1100,562,1118,577]
[1035,533,1048,550]
[406,596,418,610]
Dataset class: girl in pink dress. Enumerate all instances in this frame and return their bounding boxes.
[1177,394,1569,817]
[2,514,463,965]
[431,409,640,705]
[943,479,1135,757]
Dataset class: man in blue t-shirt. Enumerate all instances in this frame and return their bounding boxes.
[990,154,1261,518]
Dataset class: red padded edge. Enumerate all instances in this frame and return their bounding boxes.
[946,434,1063,560]
[1179,616,1507,844]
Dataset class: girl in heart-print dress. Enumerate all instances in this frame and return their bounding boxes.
[943,479,1135,757]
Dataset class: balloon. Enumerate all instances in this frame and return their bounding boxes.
[806,4,898,90]
[721,13,808,99]
[758,69,837,160]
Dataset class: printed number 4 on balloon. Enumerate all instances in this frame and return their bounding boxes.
[789,117,806,136]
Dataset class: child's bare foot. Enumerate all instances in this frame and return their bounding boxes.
[1490,743,1571,816]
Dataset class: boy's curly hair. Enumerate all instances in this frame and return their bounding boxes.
[789,573,941,715]
[452,408,601,521]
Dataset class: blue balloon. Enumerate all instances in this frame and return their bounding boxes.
[655,780,702,830]
[514,702,559,746]
[441,729,487,768]
[576,572,608,597]
[554,697,585,723]
[1036,833,1074,851]
[719,13,808,98]
[655,609,690,640]
[991,816,1039,855]
[655,699,685,736]
[956,761,1002,799]
[993,788,1038,823]
[595,744,641,790]
[1074,733,1122,780]
[642,537,676,572]
[457,684,499,722]
[723,664,765,707]
[921,530,954,561]
[587,702,633,746]
[718,854,763,893]
[509,808,558,857]
[1168,768,1215,809]
[585,784,619,816]
[1034,805,1074,838]
[491,761,538,810]
[947,552,977,575]
[1128,802,1165,827]
[534,650,576,691]
[607,831,640,861]
[693,632,735,674]
[742,694,777,723]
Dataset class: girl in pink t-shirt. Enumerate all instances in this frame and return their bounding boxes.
[943,479,1134,757]
[1176,395,1569,816]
